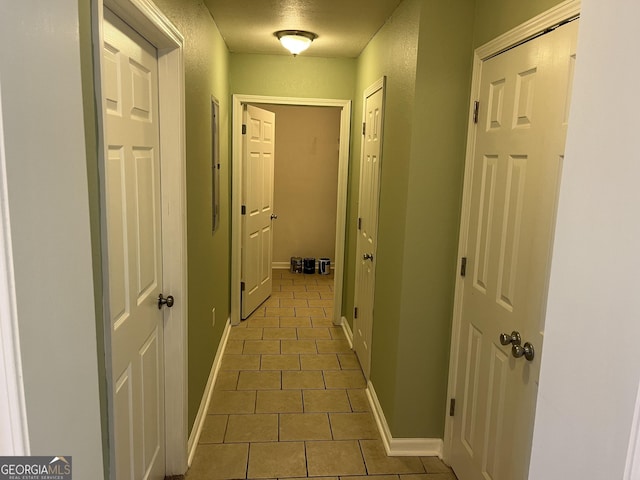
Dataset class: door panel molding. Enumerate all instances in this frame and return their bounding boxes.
[231,95,352,327]
[95,0,187,475]
[444,0,580,466]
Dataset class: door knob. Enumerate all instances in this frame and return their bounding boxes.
[363,253,374,261]
[499,331,521,346]
[158,293,174,309]
[512,342,535,361]
[270,213,278,220]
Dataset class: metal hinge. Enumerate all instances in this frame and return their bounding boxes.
[241,205,246,215]
[241,281,245,291]
[362,122,366,135]
[460,257,467,277]
[242,124,247,135]
[449,398,456,416]
[358,217,362,230]
[354,307,358,319]
[473,101,479,124]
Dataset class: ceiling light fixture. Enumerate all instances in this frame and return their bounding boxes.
[274,30,318,56]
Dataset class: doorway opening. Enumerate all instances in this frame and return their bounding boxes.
[231,95,351,327]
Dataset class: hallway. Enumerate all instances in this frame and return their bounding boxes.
[187,269,456,479]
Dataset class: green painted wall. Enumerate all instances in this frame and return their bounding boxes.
[346,0,422,433]
[393,0,475,438]
[152,0,231,433]
[344,0,475,438]
[229,54,356,99]
[474,0,565,46]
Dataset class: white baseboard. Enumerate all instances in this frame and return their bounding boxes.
[272,260,335,270]
[366,380,443,458]
[187,318,232,466]
[340,315,353,349]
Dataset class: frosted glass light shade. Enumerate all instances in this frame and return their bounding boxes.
[275,30,318,56]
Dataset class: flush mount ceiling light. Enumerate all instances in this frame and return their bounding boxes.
[274,30,318,56]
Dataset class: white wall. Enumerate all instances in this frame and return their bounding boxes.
[529,0,640,477]
[0,0,105,477]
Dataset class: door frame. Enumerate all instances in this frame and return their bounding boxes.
[231,95,352,326]
[443,0,581,463]
[0,82,30,456]
[93,0,188,475]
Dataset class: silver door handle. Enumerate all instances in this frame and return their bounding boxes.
[363,253,374,261]
[270,213,278,220]
[499,331,521,346]
[512,342,535,361]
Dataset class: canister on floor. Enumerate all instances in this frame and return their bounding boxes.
[290,257,303,273]
[318,258,331,275]
[303,257,316,274]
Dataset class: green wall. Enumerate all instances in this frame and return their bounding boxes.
[393,0,475,438]
[152,0,231,433]
[343,0,475,438]
[230,54,356,99]
[473,0,566,46]
[346,0,422,434]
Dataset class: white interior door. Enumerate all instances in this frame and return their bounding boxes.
[353,79,385,378]
[103,10,165,480]
[450,20,578,480]
[241,105,275,319]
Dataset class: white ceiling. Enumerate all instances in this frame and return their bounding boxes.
[203,0,403,58]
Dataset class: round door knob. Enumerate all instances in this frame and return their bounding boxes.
[363,253,374,261]
[158,293,174,309]
[270,213,278,220]
[512,342,535,361]
[499,331,521,346]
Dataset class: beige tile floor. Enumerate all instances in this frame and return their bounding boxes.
[187,270,457,480]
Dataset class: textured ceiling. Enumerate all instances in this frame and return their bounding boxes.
[203,0,403,58]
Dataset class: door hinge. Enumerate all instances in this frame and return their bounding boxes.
[449,398,456,416]
[473,101,479,124]
[242,124,247,135]
[241,205,246,215]
[362,122,366,135]
[354,307,358,319]
[460,257,467,277]
[241,281,245,292]
[358,217,362,230]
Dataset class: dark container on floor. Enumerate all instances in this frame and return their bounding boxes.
[303,257,315,274]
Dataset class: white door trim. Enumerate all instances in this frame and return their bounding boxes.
[443,0,581,463]
[0,80,30,456]
[94,0,188,475]
[231,95,352,326]
[625,379,640,479]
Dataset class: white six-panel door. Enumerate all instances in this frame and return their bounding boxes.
[354,79,385,378]
[103,10,165,480]
[241,105,275,319]
[450,20,578,480]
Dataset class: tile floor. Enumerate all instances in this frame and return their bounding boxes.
[187,270,457,480]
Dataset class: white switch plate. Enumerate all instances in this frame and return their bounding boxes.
[212,307,216,328]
